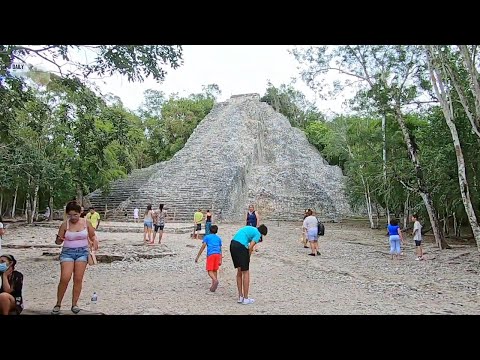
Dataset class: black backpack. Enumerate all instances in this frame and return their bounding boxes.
[317,219,325,236]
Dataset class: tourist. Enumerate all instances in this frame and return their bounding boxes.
[246,205,260,227]
[80,206,88,218]
[412,214,424,260]
[152,204,167,244]
[86,206,101,230]
[195,224,222,292]
[205,210,212,235]
[133,207,139,223]
[230,224,268,305]
[44,206,51,221]
[52,201,98,315]
[387,218,404,260]
[302,209,310,248]
[303,209,320,256]
[193,209,203,240]
[0,215,5,254]
[143,204,154,244]
[246,205,260,252]
[0,254,24,315]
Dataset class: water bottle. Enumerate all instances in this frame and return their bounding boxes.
[91,292,98,305]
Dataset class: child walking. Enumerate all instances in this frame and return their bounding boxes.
[412,214,424,260]
[195,225,222,292]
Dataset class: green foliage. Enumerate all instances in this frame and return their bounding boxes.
[0,77,219,218]
[261,82,323,128]
[1,45,183,82]
[293,45,480,235]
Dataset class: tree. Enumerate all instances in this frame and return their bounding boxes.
[261,81,323,128]
[0,45,183,82]
[202,84,222,100]
[425,45,480,251]
[293,45,449,249]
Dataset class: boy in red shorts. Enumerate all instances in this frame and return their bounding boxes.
[195,225,222,292]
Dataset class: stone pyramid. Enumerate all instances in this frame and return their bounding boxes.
[87,94,351,222]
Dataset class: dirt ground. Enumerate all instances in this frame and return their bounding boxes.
[1,220,478,315]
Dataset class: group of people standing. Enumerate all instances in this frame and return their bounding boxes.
[387,214,424,260]
[194,204,267,305]
[0,199,428,315]
[193,209,213,239]
[139,204,167,244]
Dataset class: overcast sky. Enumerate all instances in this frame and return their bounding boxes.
[87,45,353,116]
[16,45,355,116]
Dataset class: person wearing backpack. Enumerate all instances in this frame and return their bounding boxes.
[303,209,320,256]
[246,205,260,252]
[317,218,325,237]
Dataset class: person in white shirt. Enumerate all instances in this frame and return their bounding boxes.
[412,214,424,260]
[0,216,5,253]
[133,207,139,223]
[303,209,320,256]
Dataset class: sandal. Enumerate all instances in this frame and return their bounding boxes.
[71,305,81,314]
[317,251,321,255]
[51,305,61,315]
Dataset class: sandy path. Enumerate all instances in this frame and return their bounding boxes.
[1,221,478,314]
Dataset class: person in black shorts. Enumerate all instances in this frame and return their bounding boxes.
[230,224,268,305]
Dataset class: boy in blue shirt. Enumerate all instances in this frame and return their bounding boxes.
[195,225,222,292]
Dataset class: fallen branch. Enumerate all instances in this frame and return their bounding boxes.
[3,244,60,249]
[446,252,471,261]
[41,251,175,263]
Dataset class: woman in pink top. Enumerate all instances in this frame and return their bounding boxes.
[52,201,98,315]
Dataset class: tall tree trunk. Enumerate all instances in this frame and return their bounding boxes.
[49,185,54,221]
[453,212,457,237]
[403,192,410,229]
[32,185,39,223]
[26,176,32,223]
[76,183,83,205]
[418,191,447,248]
[11,185,18,218]
[26,198,32,223]
[427,46,480,251]
[361,174,375,229]
[382,113,390,223]
[458,45,480,136]
[394,104,448,249]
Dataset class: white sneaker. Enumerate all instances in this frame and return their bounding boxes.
[415,257,421,261]
[237,296,244,303]
[242,298,255,305]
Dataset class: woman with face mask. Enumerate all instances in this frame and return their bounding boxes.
[52,201,98,315]
[0,254,24,315]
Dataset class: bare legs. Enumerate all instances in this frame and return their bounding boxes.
[55,260,87,309]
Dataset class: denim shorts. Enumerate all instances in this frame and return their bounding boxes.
[307,228,318,241]
[144,220,153,229]
[60,246,89,263]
